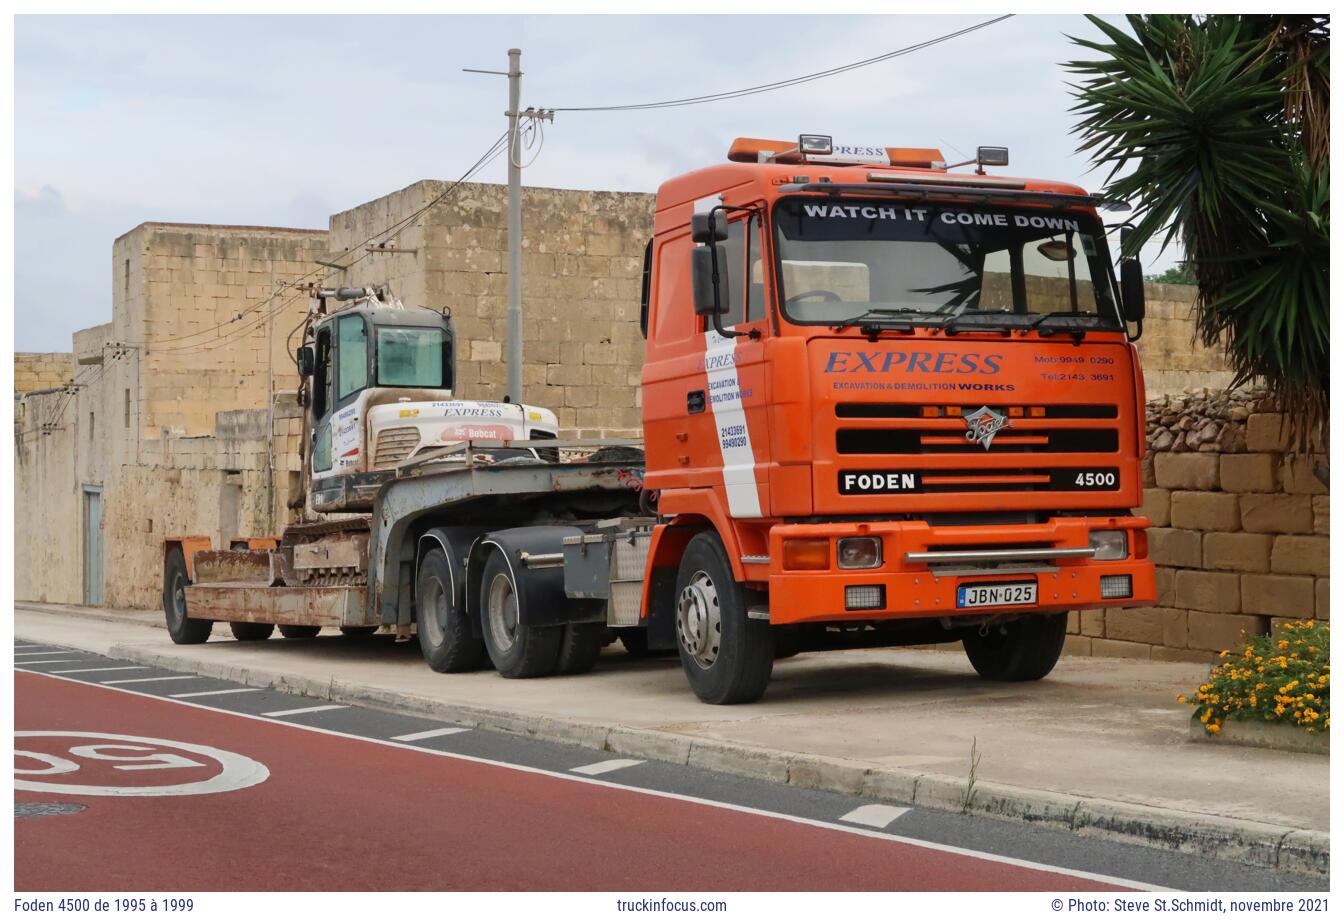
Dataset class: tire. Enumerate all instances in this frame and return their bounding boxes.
[962,613,1068,682]
[230,621,274,641]
[478,549,562,679]
[416,547,485,673]
[163,546,212,645]
[617,629,675,658]
[555,622,604,675]
[674,532,774,704]
[279,625,321,639]
[339,626,378,638]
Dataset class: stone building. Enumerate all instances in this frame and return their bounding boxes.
[16,177,1305,659]
[325,180,654,437]
[15,222,330,607]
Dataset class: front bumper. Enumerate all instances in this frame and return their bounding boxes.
[765,516,1154,625]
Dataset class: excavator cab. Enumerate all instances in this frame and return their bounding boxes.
[297,287,558,512]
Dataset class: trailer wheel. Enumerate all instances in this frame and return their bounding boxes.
[674,532,774,704]
[416,547,485,672]
[229,622,274,641]
[479,549,561,679]
[555,623,604,675]
[163,546,212,645]
[962,613,1067,682]
[279,625,321,639]
[340,626,379,638]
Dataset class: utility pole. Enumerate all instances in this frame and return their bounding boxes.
[505,48,523,404]
[466,49,552,405]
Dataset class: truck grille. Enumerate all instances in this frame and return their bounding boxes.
[372,427,422,468]
[835,403,1118,455]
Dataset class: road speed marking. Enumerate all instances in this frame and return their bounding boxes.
[14,731,269,797]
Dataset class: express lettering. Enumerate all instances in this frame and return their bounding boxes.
[824,351,1003,375]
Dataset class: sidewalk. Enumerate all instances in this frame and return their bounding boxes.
[14,602,1328,874]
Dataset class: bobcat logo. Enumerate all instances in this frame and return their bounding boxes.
[963,406,1010,450]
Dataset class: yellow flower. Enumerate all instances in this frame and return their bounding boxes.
[1207,722,1222,735]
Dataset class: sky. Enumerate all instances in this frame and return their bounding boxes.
[14,13,1176,352]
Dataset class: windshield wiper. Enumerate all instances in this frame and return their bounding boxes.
[831,304,963,336]
[1024,310,1109,343]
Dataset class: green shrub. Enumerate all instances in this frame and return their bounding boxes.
[1180,620,1329,735]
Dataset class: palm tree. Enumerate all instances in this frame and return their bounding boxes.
[1067,15,1329,449]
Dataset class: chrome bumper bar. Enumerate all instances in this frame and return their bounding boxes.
[904,546,1097,565]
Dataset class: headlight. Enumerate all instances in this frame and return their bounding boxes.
[1089,529,1128,561]
[837,536,883,569]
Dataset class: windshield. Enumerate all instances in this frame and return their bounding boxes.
[377,326,445,387]
[772,198,1121,326]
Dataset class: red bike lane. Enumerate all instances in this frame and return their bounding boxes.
[14,671,1129,892]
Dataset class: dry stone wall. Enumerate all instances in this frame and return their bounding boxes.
[1066,388,1328,662]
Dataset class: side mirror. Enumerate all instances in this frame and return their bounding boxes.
[1119,259,1146,323]
[692,245,729,316]
[297,345,315,377]
[691,212,728,245]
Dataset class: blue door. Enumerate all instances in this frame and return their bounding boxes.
[83,487,103,605]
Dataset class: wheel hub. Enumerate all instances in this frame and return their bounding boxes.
[486,572,519,652]
[676,570,721,669]
[171,575,186,624]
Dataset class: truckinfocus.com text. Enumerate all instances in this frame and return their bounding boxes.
[615,898,729,912]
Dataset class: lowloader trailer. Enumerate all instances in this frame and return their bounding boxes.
[166,135,1157,703]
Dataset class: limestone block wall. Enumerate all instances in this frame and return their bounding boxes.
[1133,284,1235,395]
[115,222,330,441]
[327,181,654,437]
[14,390,82,604]
[14,353,75,394]
[1066,388,1328,662]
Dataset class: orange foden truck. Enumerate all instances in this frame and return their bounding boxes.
[164,135,1155,705]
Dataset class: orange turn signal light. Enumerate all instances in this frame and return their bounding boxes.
[782,538,830,571]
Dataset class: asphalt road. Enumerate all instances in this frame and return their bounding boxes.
[14,639,1327,893]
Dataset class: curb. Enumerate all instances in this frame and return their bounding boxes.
[1188,714,1330,757]
[87,638,1327,877]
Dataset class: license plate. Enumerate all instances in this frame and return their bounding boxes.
[956,581,1037,609]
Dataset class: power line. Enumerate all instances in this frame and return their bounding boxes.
[154,131,513,357]
[127,129,512,352]
[546,15,1013,112]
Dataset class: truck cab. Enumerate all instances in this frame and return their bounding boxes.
[298,288,559,512]
[636,136,1156,700]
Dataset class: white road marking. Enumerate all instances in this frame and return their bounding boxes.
[17,670,1167,891]
[15,659,86,665]
[15,651,85,657]
[571,758,646,776]
[103,676,202,685]
[14,645,50,650]
[391,727,471,742]
[14,731,268,797]
[171,688,264,699]
[51,666,147,675]
[263,704,348,718]
[840,803,911,829]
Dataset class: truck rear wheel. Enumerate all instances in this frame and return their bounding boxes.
[163,546,212,645]
[479,549,561,679]
[674,532,774,705]
[555,623,604,675]
[416,547,485,672]
[962,613,1067,682]
[229,622,274,641]
[279,625,321,639]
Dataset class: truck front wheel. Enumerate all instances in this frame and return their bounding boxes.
[962,613,1067,682]
[674,532,774,705]
[479,549,561,679]
[416,547,485,673]
[163,546,212,645]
